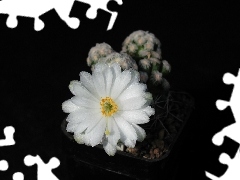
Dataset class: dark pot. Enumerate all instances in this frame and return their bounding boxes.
[61,92,194,180]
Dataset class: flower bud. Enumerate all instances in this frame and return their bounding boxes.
[151,71,163,85]
[161,60,171,75]
[139,59,151,70]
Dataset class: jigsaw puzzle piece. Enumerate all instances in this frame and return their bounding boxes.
[54,0,80,29]
[206,147,240,180]
[0,126,15,147]
[216,100,230,111]
[214,70,240,146]
[212,122,240,146]
[12,172,24,180]
[205,153,233,180]
[79,0,122,18]
[24,155,60,180]
[205,171,219,180]
[6,15,18,28]
[0,0,52,31]
[6,14,45,31]
[107,0,123,11]
[77,0,123,30]
[0,160,8,171]
[0,0,80,31]
[222,72,237,85]
[212,131,225,146]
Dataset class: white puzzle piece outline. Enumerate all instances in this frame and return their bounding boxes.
[12,172,24,180]
[205,69,240,180]
[0,126,15,147]
[24,155,60,180]
[78,0,123,30]
[0,159,8,171]
[0,0,123,31]
[205,147,240,180]
[0,126,18,179]
[0,0,80,31]
[0,126,60,180]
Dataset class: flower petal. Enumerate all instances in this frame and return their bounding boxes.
[85,114,104,134]
[103,66,114,96]
[80,71,100,99]
[74,133,84,144]
[103,138,117,156]
[69,80,98,102]
[109,62,120,75]
[117,96,147,110]
[66,109,100,123]
[114,114,137,147]
[73,120,94,134]
[129,70,140,84]
[83,118,106,147]
[131,123,146,142]
[69,80,78,95]
[66,121,80,132]
[94,62,109,73]
[71,96,99,109]
[69,112,102,135]
[124,139,136,148]
[110,70,132,99]
[106,117,120,146]
[119,110,150,124]
[102,118,120,156]
[62,100,79,113]
[142,106,155,116]
[117,83,146,102]
[92,71,106,97]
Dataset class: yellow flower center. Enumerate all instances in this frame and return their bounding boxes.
[100,97,118,117]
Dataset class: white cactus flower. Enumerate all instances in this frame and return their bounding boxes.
[62,62,154,156]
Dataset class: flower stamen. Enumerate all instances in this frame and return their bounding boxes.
[100,97,118,117]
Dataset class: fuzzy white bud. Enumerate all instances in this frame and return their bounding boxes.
[151,71,163,85]
[162,60,171,73]
[139,59,151,70]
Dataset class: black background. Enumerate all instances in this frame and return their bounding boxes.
[0,0,240,179]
